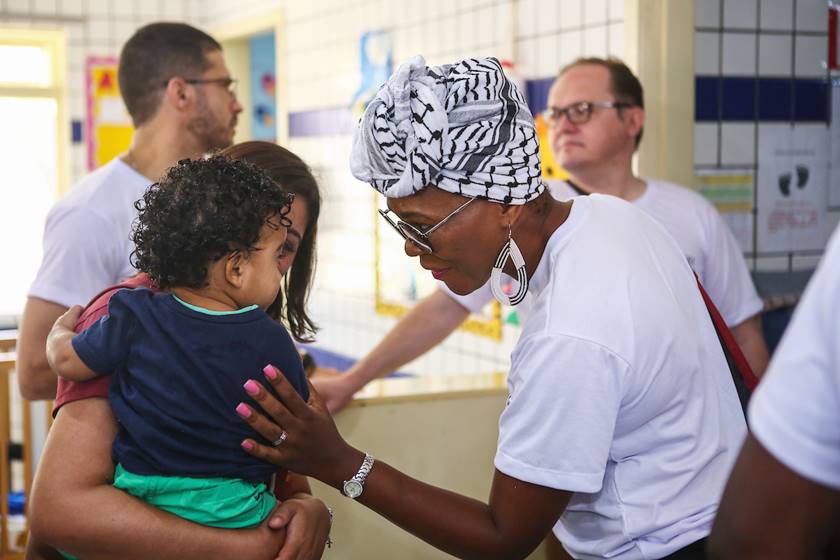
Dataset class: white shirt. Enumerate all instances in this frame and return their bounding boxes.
[29,158,151,308]
[442,180,763,328]
[748,225,840,491]
[495,195,746,560]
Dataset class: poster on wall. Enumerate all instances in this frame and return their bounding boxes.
[249,32,276,142]
[696,169,755,253]
[350,30,392,117]
[757,124,829,252]
[86,56,133,170]
[829,82,840,208]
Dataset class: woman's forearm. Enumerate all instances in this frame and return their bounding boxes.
[29,398,283,560]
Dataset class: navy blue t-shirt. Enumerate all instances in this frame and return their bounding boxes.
[71,288,309,483]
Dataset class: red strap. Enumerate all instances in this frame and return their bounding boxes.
[696,278,759,391]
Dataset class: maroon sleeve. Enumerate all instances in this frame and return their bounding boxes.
[52,273,155,415]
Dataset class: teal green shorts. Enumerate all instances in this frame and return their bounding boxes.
[59,464,276,559]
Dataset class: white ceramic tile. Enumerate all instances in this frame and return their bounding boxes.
[695,0,721,28]
[583,0,607,26]
[114,20,136,45]
[537,0,559,34]
[68,42,85,70]
[460,11,478,51]
[476,5,495,47]
[758,34,792,76]
[607,21,623,56]
[723,0,757,29]
[754,256,790,271]
[515,36,538,77]
[558,29,582,67]
[759,0,793,30]
[608,0,624,21]
[694,123,719,166]
[794,35,827,77]
[5,0,31,13]
[33,0,56,14]
[583,24,607,57]
[60,0,84,15]
[695,31,720,74]
[135,0,161,18]
[795,0,828,32]
[559,0,582,29]
[87,16,111,45]
[164,1,186,20]
[721,32,756,75]
[721,123,756,166]
[517,0,538,37]
[536,33,558,76]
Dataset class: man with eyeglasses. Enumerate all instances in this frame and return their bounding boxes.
[19,22,243,402]
[313,56,769,414]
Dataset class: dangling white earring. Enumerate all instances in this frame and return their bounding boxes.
[490,225,529,306]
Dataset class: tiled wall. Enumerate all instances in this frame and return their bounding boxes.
[694,0,836,274]
[0,0,207,184]
[203,0,623,376]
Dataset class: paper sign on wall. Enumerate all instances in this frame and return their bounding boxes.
[757,124,828,252]
[86,56,133,170]
[696,170,755,253]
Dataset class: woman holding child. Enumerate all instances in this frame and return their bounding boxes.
[27,141,330,560]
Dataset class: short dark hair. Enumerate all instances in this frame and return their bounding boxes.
[131,156,294,298]
[221,141,322,343]
[560,57,645,146]
[118,22,222,126]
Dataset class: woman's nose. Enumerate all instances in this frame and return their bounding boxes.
[403,238,427,257]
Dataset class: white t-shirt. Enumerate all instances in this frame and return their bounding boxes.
[748,225,840,491]
[443,180,763,328]
[494,194,746,560]
[29,158,151,308]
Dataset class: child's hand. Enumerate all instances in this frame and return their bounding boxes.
[46,305,97,381]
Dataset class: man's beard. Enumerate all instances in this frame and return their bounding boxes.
[187,113,234,153]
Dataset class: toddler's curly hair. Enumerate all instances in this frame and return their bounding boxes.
[131,156,294,291]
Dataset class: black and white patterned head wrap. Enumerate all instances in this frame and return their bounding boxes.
[350,56,543,205]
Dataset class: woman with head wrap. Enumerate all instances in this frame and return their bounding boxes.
[238,56,746,560]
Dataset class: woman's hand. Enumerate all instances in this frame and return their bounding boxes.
[236,365,364,488]
[269,493,332,560]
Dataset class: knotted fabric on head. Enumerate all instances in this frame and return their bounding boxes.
[350,56,543,205]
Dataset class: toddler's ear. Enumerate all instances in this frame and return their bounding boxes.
[224,250,247,288]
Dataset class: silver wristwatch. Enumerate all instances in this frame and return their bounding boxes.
[342,453,374,499]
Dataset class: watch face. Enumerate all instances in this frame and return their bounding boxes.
[343,480,363,499]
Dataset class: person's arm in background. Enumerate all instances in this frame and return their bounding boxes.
[708,434,840,560]
[730,315,769,377]
[28,397,329,560]
[17,297,66,400]
[699,199,770,376]
[311,288,470,412]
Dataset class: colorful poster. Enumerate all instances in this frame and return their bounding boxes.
[85,56,133,170]
[249,32,276,142]
[757,124,829,252]
[696,169,755,253]
[350,30,392,117]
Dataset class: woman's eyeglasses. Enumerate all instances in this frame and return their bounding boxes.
[378,197,477,254]
[540,100,631,127]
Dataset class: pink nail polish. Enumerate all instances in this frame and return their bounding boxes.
[244,380,260,395]
[263,365,278,379]
[241,440,254,451]
[236,403,252,418]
